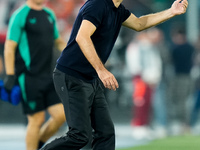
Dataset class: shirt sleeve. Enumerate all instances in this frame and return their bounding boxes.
[52,12,60,39]
[82,0,106,28]
[120,4,131,23]
[7,12,23,43]
[44,7,60,39]
[7,5,30,43]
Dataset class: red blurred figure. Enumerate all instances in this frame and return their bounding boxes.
[126,28,163,139]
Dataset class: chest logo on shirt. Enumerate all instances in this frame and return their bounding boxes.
[29,18,37,24]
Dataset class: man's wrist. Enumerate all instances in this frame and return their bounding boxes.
[6,72,15,75]
[168,8,176,18]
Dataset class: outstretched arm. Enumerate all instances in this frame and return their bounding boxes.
[123,0,188,31]
[76,20,119,91]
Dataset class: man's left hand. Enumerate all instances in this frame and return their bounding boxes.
[170,0,188,16]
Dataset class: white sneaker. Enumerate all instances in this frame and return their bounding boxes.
[131,126,154,140]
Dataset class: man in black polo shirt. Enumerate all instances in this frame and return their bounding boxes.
[41,0,188,149]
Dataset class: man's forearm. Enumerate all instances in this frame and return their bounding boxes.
[138,8,174,31]
[123,0,188,31]
[76,35,105,72]
[140,0,188,30]
[4,40,17,75]
[76,35,119,91]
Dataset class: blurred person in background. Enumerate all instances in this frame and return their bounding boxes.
[3,0,66,149]
[126,28,162,140]
[39,0,188,149]
[189,36,200,135]
[151,28,171,139]
[167,24,194,136]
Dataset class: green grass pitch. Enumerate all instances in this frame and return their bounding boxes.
[117,135,200,150]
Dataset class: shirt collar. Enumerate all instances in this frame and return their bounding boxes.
[105,0,117,9]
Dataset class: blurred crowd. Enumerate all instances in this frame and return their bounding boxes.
[0,0,200,141]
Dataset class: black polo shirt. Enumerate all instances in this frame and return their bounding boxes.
[57,0,131,81]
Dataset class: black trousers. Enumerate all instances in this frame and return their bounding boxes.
[41,69,115,150]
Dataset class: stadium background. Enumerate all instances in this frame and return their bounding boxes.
[0,0,200,149]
